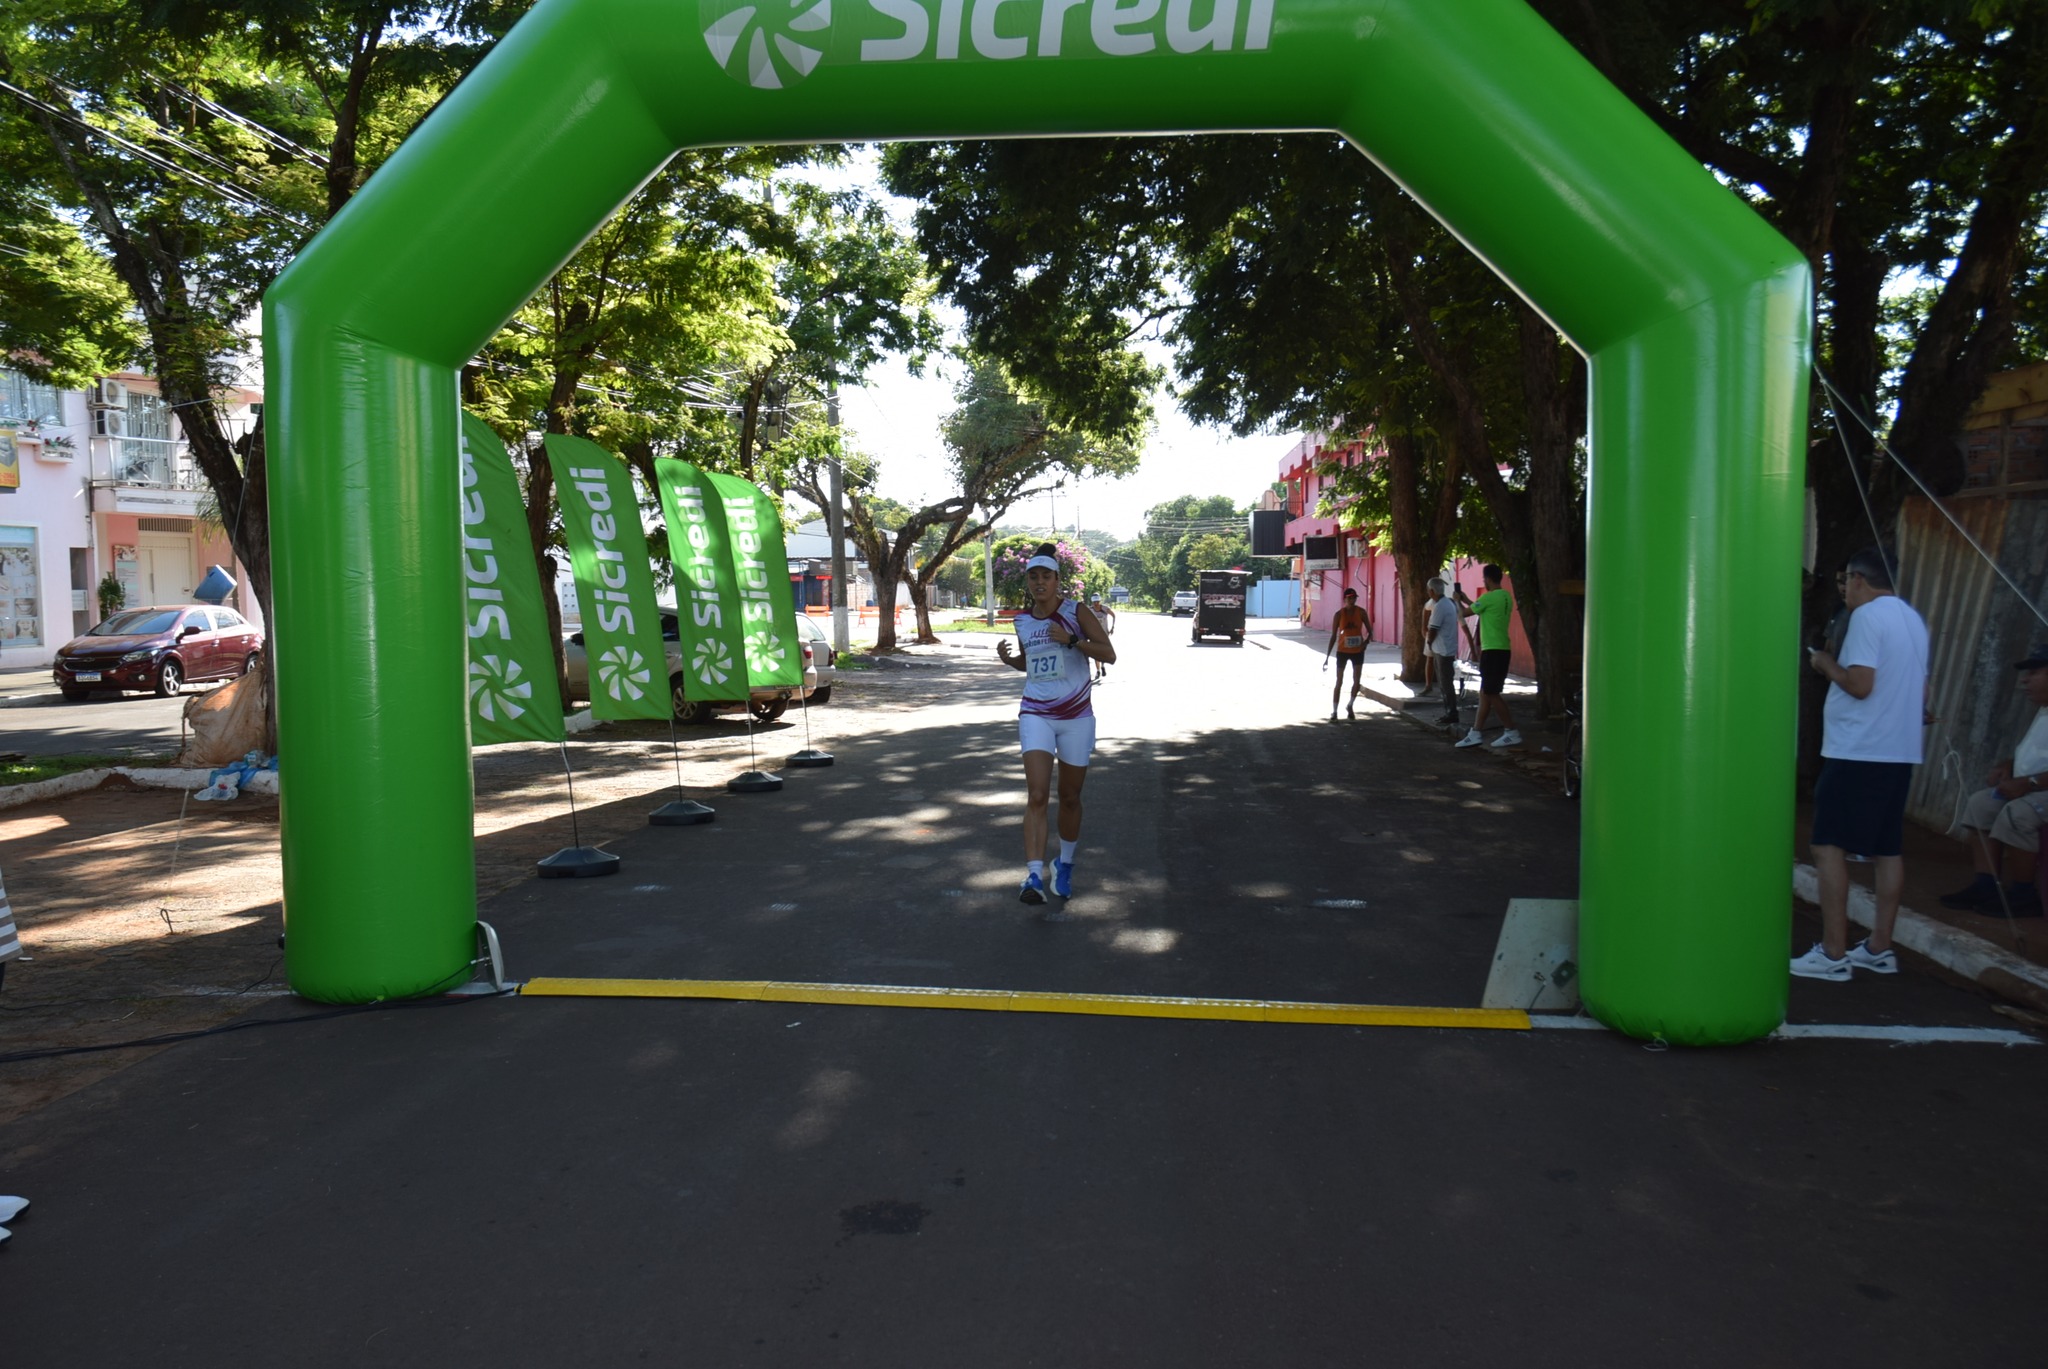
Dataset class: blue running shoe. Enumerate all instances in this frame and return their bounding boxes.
[1052,859,1075,899]
[1019,871,1047,905]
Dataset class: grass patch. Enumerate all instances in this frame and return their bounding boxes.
[938,618,1017,635]
[0,753,174,788]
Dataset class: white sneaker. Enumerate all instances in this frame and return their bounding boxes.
[1491,729,1523,747]
[1789,943,1852,981]
[1844,940,1898,975]
[0,1196,25,1222]
[1454,729,1486,749]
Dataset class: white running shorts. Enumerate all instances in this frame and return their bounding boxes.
[1018,713,1096,767]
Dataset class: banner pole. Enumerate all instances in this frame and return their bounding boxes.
[729,705,782,792]
[650,716,716,825]
[538,738,621,877]
[788,669,833,769]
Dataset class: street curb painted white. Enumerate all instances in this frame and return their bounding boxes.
[1792,862,2048,1010]
[0,765,279,811]
[0,767,109,809]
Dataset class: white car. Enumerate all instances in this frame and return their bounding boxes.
[1170,589,1198,616]
[563,611,827,724]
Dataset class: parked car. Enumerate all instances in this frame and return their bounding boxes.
[52,605,264,701]
[563,610,824,723]
[791,612,836,704]
[1170,588,1198,616]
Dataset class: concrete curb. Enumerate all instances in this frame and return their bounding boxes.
[0,764,279,812]
[0,691,54,709]
[1792,862,2048,1014]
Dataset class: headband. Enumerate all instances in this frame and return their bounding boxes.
[1024,555,1060,573]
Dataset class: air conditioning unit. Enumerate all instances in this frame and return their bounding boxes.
[95,407,127,438]
[96,378,128,408]
[1345,537,1367,558]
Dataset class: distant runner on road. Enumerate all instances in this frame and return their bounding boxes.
[996,545,1116,910]
[1326,587,1372,721]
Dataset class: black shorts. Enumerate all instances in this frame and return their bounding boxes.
[1479,649,1510,695]
[1335,651,1364,667]
[1811,757,1914,858]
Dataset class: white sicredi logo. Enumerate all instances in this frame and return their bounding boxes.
[702,0,833,89]
[597,644,652,702]
[701,0,1272,90]
[744,629,788,678]
[693,637,735,687]
[469,655,533,723]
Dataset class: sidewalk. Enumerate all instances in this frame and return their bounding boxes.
[0,663,54,708]
[1297,628,2048,1015]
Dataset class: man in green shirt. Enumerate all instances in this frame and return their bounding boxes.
[1452,564,1522,749]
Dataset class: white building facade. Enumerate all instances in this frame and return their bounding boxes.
[0,367,262,670]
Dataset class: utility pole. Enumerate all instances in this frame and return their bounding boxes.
[826,388,849,656]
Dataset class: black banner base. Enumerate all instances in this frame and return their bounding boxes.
[650,799,717,826]
[728,770,783,793]
[536,846,623,879]
[786,749,834,768]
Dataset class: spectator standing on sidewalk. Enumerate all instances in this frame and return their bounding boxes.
[1452,566,1521,749]
[1938,642,2048,916]
[1325,588,1372,721]
[1427,576,1461,725]
[1793,545,1930,980]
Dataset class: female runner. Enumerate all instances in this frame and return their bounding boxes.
[995,545,1116,906]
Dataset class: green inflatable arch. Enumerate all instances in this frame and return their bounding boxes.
[263,0,1810,1044]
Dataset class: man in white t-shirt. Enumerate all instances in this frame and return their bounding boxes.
[1426,576,1461,725]
[1793,546,1930,981]
[1938,642,2048,915]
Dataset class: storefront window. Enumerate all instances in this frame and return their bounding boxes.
[0,526,41,647]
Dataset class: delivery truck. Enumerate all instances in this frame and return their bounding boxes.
[1192,569,1247,646]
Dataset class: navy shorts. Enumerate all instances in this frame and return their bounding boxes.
[1479,649,1510,696]
[1811,758,1914,858]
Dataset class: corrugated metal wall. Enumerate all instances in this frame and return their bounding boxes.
[1898,497,2048,830]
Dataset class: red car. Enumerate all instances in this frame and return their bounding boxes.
[52,605,264,701]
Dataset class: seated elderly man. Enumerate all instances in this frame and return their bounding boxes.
[1939,641,2048,915]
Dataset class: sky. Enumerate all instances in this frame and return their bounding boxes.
[831,345,1294,543]
[789,152,1298,543]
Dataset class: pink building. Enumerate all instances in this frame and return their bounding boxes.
[1277,432,1535,677]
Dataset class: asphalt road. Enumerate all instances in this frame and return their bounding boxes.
[0,682,227,760]
[3,612,2044,1365]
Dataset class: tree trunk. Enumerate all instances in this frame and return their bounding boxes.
[907,572,938,643]
[1518,305,1586,716]
[1379,427,1462,683]
[870,547,905,653]
[530,381,581,714]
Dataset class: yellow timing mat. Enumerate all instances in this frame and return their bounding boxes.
[518,977,1531,1030]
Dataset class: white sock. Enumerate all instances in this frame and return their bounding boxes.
[1028,860,1044,878]
[1059,840,1077,864]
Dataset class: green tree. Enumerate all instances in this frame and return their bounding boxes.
[1529,0,2048,761]
[0,1,520,738]
[883,135,1588,705]
[782,358,1140,648]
